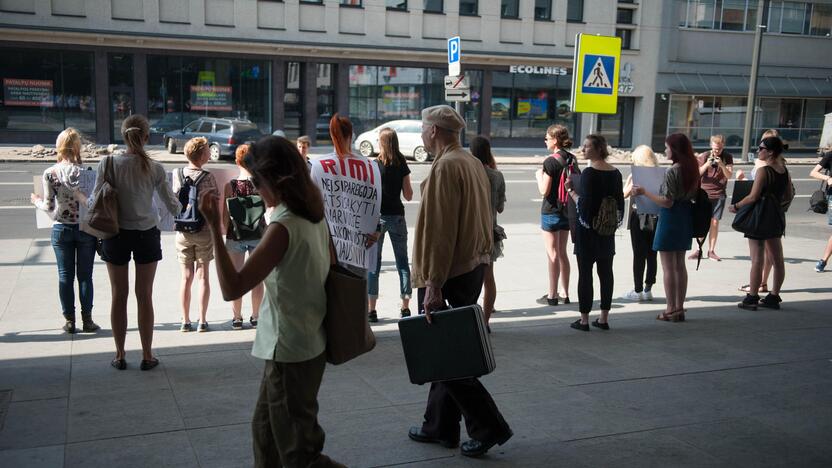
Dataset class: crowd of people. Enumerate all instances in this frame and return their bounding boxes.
[31,104,816,466]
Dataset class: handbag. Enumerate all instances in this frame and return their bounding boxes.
[82,156,119,239]
[731,192,785,239]
[323,228,376,365]
[809,179,828,214]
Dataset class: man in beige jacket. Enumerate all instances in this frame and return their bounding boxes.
[407,105,513,458]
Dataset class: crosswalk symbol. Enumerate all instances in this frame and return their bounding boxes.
[581,54,614,95]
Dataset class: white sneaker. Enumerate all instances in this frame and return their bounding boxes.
[621,290,643,301]
[642,290,654,301]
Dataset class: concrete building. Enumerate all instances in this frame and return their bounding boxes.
[0,0,829,152]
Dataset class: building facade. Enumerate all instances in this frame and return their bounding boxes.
[0,0,829,151]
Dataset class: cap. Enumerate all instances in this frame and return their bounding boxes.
[421,105,465,132]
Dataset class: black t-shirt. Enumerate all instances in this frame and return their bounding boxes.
[379,160,411,216]
[541,149,575,215]
[820,152,832,194]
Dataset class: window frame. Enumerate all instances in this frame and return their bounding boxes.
[459,0,478,16]
[533,0,551,21]
[566,0,584,23]
[500,0,520,19]
[386,0,407,11]
[340,0,363,7]
[423,0,443,13]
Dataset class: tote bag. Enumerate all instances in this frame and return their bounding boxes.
[731,192,785,239]
[82,156,119,239]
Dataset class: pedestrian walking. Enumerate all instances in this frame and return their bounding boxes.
[407,105,513,457]
[31,127,100,334]
[691,134,733,262]
[470,135,506,328]
[199,136,345,468]
[620,145,659,302]
[535,124,578,306]
[94,115,181,370]
[632,133,700,322]
[809,149,832,272]
[367,127,413,321]
[224,144,265,330]
[731,136,793,310]
[564,134,624,331]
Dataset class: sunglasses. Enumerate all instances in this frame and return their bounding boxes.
[758,145,768,151]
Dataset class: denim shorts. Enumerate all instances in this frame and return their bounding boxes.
[100,227,162,265]
[541,212,570,232]
[710,196,726,221]
[225,238,260,254]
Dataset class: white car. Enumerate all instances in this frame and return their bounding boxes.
[354,120,431,162]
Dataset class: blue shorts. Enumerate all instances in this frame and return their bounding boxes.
[541,212,570,232]
[225,238,260,254]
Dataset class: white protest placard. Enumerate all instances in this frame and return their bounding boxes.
[33,167,97,229]
[310,153,382,271]
[631,166,668,215]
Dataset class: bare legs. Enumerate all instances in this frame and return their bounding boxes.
[659,251,687,318]
[135,262,158,361]
[107,263,129,361]
[108,262,159,362]
[483,262,496,325]
[822,235,832,263]
[230,250,263,320]
[708,218,720,254]
[765,238,785,295]
[542,230,570,300]
[747,239,765,296]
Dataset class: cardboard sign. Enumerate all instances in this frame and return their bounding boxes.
[631,166,668,215]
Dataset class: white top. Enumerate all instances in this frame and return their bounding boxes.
[35,162,82,225]
[91,154,181,231]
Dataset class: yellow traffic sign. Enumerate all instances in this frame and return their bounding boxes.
[571,34,621,114]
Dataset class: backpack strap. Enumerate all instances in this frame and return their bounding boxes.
[191,170,207,187]
[176,167,185,187]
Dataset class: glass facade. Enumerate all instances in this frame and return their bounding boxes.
[316,63,335,142]
[0,48,95,135]
[491,71,576,139]
[146,55,271,139]
[597,97,635,148]
[680,0,832,36]
[109,54,134,142]
[668,94,832,149]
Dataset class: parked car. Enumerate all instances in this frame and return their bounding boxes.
[164,117,262,160]
[354,120,430,162]
[149,112,200,134]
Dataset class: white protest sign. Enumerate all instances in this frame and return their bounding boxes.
[310,153,382,271]
[631,166,668,215]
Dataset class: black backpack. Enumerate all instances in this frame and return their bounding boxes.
[690,187,711,270]
[174,168,208,233]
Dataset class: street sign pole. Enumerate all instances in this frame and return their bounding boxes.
[447,36,465,146]
[741,0,769,162]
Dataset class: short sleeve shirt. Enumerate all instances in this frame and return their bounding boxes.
[541,150,571,215]
[379,160,411,216]
[697,150,733,199]
[660,164,698,201]
[819,152,832,195]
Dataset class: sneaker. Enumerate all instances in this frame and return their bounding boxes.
[198,322,209,332]
[621,290,643,301]
[250,317,258,328]
[400,308,411,318]
[688,250,702,260]
[81,319,100,333]
[758,293,782,310]
[63,320,76,334]
[707,251,722,262]
[368,310,379,323]
[231,318,243,330]
[570,319,590,332]
[535,295,558,306]
[180,322,193,332]
[642,290,654,301]
[816,260,827,273]
[737,294,759,311]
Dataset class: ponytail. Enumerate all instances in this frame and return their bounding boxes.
[121,114,151,172]
[329,113,353,159]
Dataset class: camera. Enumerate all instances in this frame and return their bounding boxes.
[709,156,719,168]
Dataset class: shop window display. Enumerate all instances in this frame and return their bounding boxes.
[491,71,575,140]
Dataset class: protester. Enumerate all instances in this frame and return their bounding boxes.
[470,135,506,328]
[224,144,264,329]
[809,149,832,272]
[296,135,311,163]
[367,127,413,321]
[535,124,577,306]
[174,137,218,332]
[730,136,792,310]
[407,105,512,457]
[31,127,100,334]
[632,133,700,322]
[94,114,180,370]
[621,145,659,301]
[199,136,344,468]
[691,134,732,262]
[564,135,623,331]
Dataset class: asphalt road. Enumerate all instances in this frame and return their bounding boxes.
[1,161,829,242]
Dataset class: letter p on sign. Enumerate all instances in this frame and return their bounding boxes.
[447,36,460,76]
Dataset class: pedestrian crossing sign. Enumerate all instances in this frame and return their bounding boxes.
[571,34,621,114]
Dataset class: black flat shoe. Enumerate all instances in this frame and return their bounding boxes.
[111,358,127,370]
[758,293,782,310]
[570,319,589,332]
[460,430,513,458]
[140,358,159,371]
[591,319,610,330]
[407,426,458,448]
[562,296,571,305]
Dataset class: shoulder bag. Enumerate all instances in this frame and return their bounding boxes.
[82,156,119,239]
[731,169,785,239]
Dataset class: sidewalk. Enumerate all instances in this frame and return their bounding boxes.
[1,227,831,467]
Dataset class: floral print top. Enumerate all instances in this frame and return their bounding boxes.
[35,162,83,225]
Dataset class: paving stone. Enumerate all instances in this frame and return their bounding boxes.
[0,398,66,450]
[0,444,65,468]
[65,431,198,468]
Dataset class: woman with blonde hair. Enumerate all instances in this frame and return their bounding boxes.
[31,128,100,334]
[621,145,659,301]
[367,127,413,322]
[93,114,181,370]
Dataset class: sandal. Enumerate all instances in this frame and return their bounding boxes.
[739,284,768,293]
[111,358,127,370]
[140,357,159,371]
[656,312,673,322]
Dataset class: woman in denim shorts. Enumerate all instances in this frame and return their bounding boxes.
[224,144,266,329]
[810,150,832,272]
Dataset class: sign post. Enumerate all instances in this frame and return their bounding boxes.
[446,36,466,145]
[571,34,622,135]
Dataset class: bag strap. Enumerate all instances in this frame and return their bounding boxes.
[176,167,185,187]
[191,170,207,187]
[104,155,116,187]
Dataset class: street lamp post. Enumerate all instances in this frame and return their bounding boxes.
[741,0,770,162]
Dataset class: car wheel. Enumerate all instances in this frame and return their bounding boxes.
[358,140,374,157]
[209,143,221,161]
[167,138,176,154]
[413,146,430,163]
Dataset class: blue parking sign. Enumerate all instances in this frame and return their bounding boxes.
[581,54,615,96]
[447,36,461,76]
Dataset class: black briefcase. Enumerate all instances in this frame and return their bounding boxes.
[397,305,496,385]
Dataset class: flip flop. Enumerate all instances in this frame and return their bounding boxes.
[111,358,127,370]
[140,357,159,371]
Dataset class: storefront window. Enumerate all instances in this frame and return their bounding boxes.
[316,63,335,142]
[0,48,95,135]
[109,54,134,142]
[491,71,575,139]
[146,55,271,141]
[597,97,634,148]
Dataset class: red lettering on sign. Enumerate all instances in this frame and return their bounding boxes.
[320,159,337,174]
[347,159,369,182]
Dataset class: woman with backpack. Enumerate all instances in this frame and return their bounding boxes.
[367,128,414,322]
[621,145,659,302]
[730,136,792,310]
[93,114,181,370]
[632,133,700,323]
[808,149,831,273]
[564,134,624,331]
[470,136,506,329]
[31,127,100,334]
[198,136,345,468]
[535,124,578,306]
[224,144,265,330]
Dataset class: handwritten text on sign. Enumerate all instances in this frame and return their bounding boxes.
[312,154,381,270]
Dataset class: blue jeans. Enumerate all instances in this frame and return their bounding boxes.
[367,215,412,299]
[51,223,96,320]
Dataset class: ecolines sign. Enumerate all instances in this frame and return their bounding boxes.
[509,65,569,75]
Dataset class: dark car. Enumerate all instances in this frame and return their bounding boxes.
[149,112,200,134]
[164,117,262,160]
